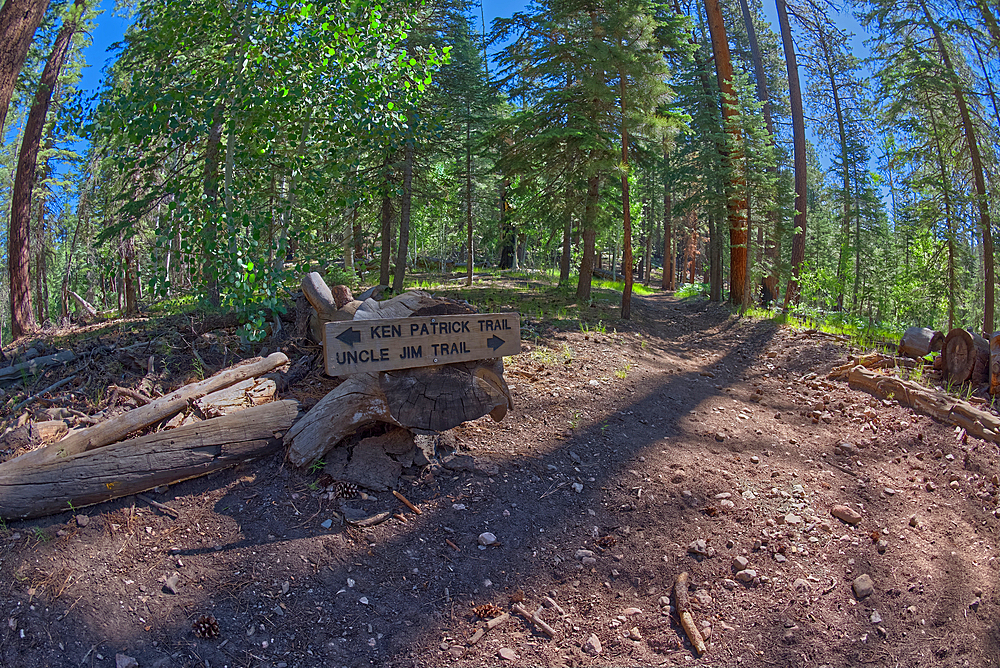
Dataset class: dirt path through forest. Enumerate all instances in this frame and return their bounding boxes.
[2,288,998,668]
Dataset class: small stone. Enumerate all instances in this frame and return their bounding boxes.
[478,532,498,546]
[715,433,726,442]
[688,539,708,556]
[75,515,90,528]
[909,515,919,528]
[163,572,180,595]
[831,505,862,525]
[572,483,584,493]
[736,569,757,583]
[883,488,896,496]
[949,480,960,490]
[774,553,787,563]
[714,492,732,500]
[498,648,518,661]
[970,597,981,611]
[853,574,874,599]
[719,499,735,510]
[792,578,810,592]
[926,481,936,492]
[629,627,642,641]
[116,654,139,668]
[870,610,882,624]
[582,557,597,566]
[732,556,750,572]
[876,539,888,554]
[575,549,594,560]
[784,513,803,525]
[583,633,603,656]
[906,605,917,615]
[320,519,333,529]
[359,596,369,605]
[623,607,642,616]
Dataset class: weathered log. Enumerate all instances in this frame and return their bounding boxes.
[193,377,276,418]
[285,288,513,469]
[898,327,943,358]
[68,290,99,319]
[943,328,989,385]
[0,350,76,386]
[991,332,1000,396]
[847,366,1000,443]
[0,400,300,521]
[301,271,338,318]
[2,353,288,470]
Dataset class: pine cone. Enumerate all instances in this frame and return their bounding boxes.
[337,482,359,499]
[192,614,220,638]
[474,603,504,619]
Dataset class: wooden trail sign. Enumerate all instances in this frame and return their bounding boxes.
[324,312,521,375]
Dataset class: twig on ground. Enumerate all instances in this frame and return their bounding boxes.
[12,375,77,413]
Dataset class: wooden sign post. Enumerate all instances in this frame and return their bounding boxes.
[324,313,521,375]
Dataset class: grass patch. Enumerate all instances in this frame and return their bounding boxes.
[675,282,710,299]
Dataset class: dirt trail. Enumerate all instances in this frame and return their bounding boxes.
[1,290,998,668]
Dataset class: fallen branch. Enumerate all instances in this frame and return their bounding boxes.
[512,602,557,639]
[392,489,422,515]
[136,493,179,518]
[674,571,706,656]
[3,353,288,470]
[12,375,77,413]
[109,385,151,406]
[0,351,76,387]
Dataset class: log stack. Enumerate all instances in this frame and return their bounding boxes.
[898,327,943,359]
[0,353,297,520]
[285,275,514,477]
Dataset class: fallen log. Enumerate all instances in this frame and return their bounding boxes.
[68,290,99,319]
[285,288,513,469]
[898,327,943,358]
[193,377,277,419]
[847,366,1000,444]
[943,328,989,385]
[0,350,76,387]
[2,352,288,470]
[0,400,300,520]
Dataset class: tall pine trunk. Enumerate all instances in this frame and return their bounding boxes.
[777,0,807,307]
[705,0,748,307]
[919,0,994,333]
[576,173,600,301]
[392,140,413,293]
[0,0,49,138]
[9,0,84,338]
[465,117,474,286]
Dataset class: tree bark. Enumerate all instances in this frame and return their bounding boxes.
[777,0,807,307]
[466,117,474,286]
[9,0,84,339]
[379,158,394,287]
[392,140,413,293]
[705,0,748,307]
[0,0,49,138]
[576,173,600,301]
[620,73,634,320]
[662,176,673,290]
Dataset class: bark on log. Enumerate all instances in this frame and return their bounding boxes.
[0,350,76,386]
[2,352,288,469]
[991,332,1000,396]
[285,288,513,469]
[943,328,989,384]
[898,327,943,358]
[0,400,300,521]
[847,366,1000,443]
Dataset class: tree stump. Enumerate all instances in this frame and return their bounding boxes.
[943,328,989,385]
[284,283,513,470]
[898,327,943,358]
[990,332,1000,396]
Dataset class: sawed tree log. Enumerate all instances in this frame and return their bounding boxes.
[943,328,989,385]
[898,327,943,359]
[2,352,288,470]
[0,400,300,520]
[285,287,513,469]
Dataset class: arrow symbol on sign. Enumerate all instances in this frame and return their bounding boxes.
[336,327,362,347]
[487,335,505,351]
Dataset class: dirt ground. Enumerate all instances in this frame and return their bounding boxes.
[2,285,1000,668]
